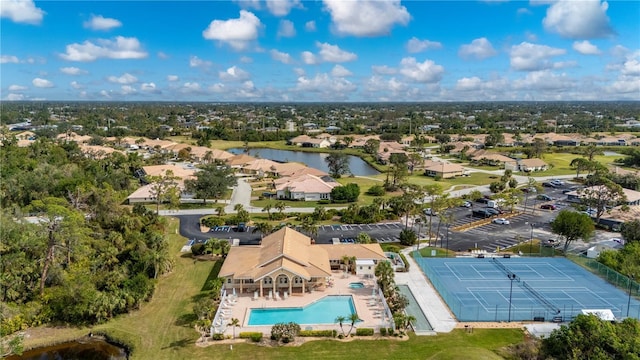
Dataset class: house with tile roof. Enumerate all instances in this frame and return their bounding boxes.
[218,227,386,296]
[517,158,548,172]
[424,162,465,179]
[275,174,340,201]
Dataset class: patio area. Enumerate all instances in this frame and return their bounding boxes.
[211,271,393,336]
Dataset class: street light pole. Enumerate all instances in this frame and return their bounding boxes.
[628,274,635,318]
[528,223,535,255]
[446,224,451,258]
[508,273,517,322]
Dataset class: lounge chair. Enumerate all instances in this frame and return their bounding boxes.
[283,291,288,299]
[252,291,259,301]
[266,290,272,300]
[275,292,282,301]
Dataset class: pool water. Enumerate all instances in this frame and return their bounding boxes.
[248,295,357,325]
[349,282,365,289]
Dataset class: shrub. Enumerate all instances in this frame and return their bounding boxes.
[398,253,410,271]
[366,185,385,196]
[317,200,330,204]
[379,328,387,336]
[387,328,394,335]
[201,216,224,227]
[356,328,374,336]
[239,332,263,342]
[191,243,205,256]
[270,322,300,343]
[299,330,337,337]
[211,333,224,340]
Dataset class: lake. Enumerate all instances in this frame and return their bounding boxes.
[228,148,380,176]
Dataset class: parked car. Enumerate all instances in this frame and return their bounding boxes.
[461,201,472,208]
[537,194,553,201]
[424,208,437,216]
[562,189,573,194]
[485,208,502,215]
[541,204,557,210]
[542,182,558,188]
[476,198,490,204]
[550,179,565,186]
[521,187,537,193]
[493,218,510,225]
[472,209,493,218]
[237,222,247,232]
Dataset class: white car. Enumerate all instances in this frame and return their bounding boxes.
[461,201,472,208]
[550,179,565,186]
[424,208,437,216]
[493,218,510,225]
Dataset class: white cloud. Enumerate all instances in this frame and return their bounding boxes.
[219,66,251,81]
[8,84,28,91]
[459,38,497,60]
[60,67,88,75]
[0,0,44,24]
[6,93,25,101]
[572,40,601,55]
[181,82,202,93]
[543,0,613,39]
[209,83,226,93]
[121,85,137,95]
[323,0,410,37]
[107,73,138,84]
[455,77,483,91]
[270,49,293,64]
[70,81,84,89]
[141,83,160,93]
[399,57,445,83]
[510,42,566,71]
[240,56,253,63]
[293,67,305,76]
[266,0,302,16]
[296,73,357,96]
[517,8,533,16]
[621,55,640,76]
[60,36,148,61]
[1,55,19,64]
[99,90,111,98]
[512,70,574,91]
[32,78,54,88]
[305,20,316,32]
[189,55,213,69]
[301,51,318,65]
[83,14,122,31]
[277,19,296,38]
[167,75,179,82]
[406,37,442,53]
[365,76,407,94]
[372,65,397,75]
[202,10,262,50]
[330,65,352,77]
[317,42,357,63]
[157,51,169,59]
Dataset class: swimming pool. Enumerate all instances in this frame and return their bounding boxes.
[349,282,365,289]
[248,295,357,325]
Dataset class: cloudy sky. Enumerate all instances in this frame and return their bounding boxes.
[1,0,639,102]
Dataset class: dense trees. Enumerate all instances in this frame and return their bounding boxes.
[0,139,171,335]
[184,164,236,204]
[331,183,360,203]
[324,152,350,178]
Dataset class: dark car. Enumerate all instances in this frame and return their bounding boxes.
[237,222,247,232]
[485,208,501,215]
[541,204,557,210]
[537,194,553,201]
[542,182,557,188]
[472,209,493,218]
[476,198,490,204]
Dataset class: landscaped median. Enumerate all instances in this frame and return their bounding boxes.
[452,212,522,232]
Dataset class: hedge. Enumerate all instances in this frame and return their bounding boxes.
[298,329,337,338]
[398,253,410,271]
[355,328,374,336]
[239,332,263,342]
[379,328,387,336]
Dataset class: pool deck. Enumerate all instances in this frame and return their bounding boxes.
[214,271,394,336]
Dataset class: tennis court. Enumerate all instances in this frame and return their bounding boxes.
[414,255,640,322]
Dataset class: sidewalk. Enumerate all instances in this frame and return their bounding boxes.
[395,246,457,333]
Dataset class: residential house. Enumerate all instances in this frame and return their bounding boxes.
[516,158,548,172]
[275,174,339,201]
[242,158,281,177]
[288,135,313,146]
[472,153,517,168]
[227,153,257,168]
[218,227,386,297]
[424,162,465,179]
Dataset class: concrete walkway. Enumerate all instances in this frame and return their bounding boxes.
[394,246,457,333]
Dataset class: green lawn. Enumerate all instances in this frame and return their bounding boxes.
[531,152,621,177]
[20,218,525,360]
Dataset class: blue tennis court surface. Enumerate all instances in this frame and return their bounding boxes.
[415,256,640,322]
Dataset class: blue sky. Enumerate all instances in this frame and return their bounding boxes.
[1,0,639,102]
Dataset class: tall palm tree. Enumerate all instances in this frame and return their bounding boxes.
[404,315,416,331]
[233,203,244,213]
[262,203,273,220]
[228,318,240,339]
[300,217,318,239]
[335,315,346,336]
[215,206,225,218]
[252,222,273,239]
[346,313,360,336]
[274,201,286,215]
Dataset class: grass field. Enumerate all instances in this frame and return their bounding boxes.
[21,218,526,360]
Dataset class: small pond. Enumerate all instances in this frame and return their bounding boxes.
[228,148,380,176]
[8,337,127,360]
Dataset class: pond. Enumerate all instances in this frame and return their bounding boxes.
[8,337,127,360]
[228,148,380,176]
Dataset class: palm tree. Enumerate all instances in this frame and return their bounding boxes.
[274,201,286,215]
[262,203,273,220]
[252,222,273,239]
[404,315,416,331]
[300,217,318,239]
[375,261,395,293]
[233,203,244,213]
[346,313,360,336]
[213,240,231,258]
[228,318,240,339]
[335,315,346,336]
[215,206,225,218]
